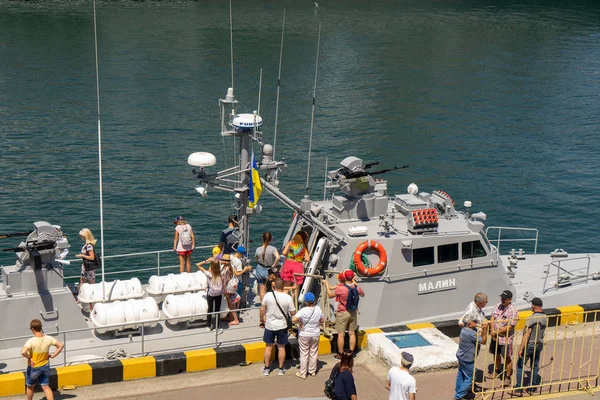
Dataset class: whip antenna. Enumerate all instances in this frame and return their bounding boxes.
[92,0,106,302]
[305,23,321,198]
[257,68,262,117]
[229,0,234,90]
[272,9,286,161]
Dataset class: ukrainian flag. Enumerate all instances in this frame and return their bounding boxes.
[248,153,262,208]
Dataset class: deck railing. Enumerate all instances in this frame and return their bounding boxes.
[485,226,539,256]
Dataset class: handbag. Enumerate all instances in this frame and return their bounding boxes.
[273,292,293,331]
[226,276,239,294]
[324,364,340,399]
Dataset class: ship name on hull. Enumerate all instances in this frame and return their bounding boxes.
[417,278,456,294]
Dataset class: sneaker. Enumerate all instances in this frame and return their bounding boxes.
[262,366,270,376]
[295,372,306,379]
[278,368,285,376]
[508,389,523,397]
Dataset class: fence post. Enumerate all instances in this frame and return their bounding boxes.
[141,324,145,355]
[63,331,67,367]
[215,312,219,347]
[157,252,161,276]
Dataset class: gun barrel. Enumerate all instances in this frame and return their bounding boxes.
[0,231,33,240]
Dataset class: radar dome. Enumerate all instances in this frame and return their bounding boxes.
[188,152,216,167]
[407,183,419,195]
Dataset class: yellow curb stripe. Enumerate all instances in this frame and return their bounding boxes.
[56,364,93,388]
[516,310,533,331]
[0,372,25,397]
[406,322,435,330]
[558,305,585,326]
[184,348,216,372]
[318,335,332,355]
[358,328,384,348]
[242,342,266,363]
[121,356,156,381]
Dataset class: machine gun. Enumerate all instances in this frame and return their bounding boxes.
[0,231,33,240]
[340,164,409,179]
[2,241,57,253]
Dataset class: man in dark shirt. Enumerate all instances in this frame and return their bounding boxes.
[454,314,488,400]
[219,215,239,255]
[511,297,546,396]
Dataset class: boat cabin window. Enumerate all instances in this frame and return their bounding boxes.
[462,240,487,259]
[438,243,459,263]
[413,246,434,267]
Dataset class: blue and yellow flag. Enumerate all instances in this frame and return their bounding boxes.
[248,153,262,208]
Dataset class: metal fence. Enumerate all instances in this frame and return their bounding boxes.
[473,310,600,399]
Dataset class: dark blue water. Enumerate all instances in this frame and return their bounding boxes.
[1,0,599,273]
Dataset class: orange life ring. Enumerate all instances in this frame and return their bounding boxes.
[353,240,387,277]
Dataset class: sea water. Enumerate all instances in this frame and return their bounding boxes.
[1,0,599,280]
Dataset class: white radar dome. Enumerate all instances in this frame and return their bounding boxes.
[407,183,419,195]
[232,113,263,132]
[188,152,216,167]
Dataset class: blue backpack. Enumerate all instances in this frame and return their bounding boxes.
[344,284,360,311]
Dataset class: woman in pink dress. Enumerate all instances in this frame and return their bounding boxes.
[281,232,310,299]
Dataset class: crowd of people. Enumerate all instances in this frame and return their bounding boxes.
[34,216,545,400]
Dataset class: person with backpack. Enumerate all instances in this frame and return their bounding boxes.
[76,228,99,285]
[324,269,365,359]
[173,216,195,273]
[219,215,239,255]
[198,260,224,332]
[326,351,358,400]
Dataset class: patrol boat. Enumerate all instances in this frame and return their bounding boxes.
[2,12,600,377]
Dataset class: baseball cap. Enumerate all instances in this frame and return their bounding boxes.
[212,246,221,257]
[173,215,186,224]
[236,246,247,256]
[531,297,543,307]
[401,351,414,366]
[215,254,223,260]
[221,254,231,262]
[304,292,315,303]
[500,290,513,299]
[344,270,355,280]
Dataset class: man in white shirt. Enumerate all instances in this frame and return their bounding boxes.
[260,277,296,376]
[386,351,417,400]
[458,292,488,327]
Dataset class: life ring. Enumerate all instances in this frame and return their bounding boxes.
[353,240,387,276]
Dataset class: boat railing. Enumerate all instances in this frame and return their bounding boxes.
[542,255,593,294]
[62,244,216,281]
[0,304,261,373]
[485,226,539,255]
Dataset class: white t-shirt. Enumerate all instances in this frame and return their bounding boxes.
[387,367,416,400]
[262,291,295,331]
[230,256,243,273]
[295,306,323,337]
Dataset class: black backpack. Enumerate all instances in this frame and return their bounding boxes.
[324,364,340,399]
[344,284,360,311]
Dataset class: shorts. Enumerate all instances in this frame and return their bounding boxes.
[263,328,289,345]
[26,364,50,387]
[280,259,305,285]
[255,264,269,284]
[335,310,359,333]
[81,269,96,283]
[230,292,240,304]
[177,250,193,256]
[489,339,513,358]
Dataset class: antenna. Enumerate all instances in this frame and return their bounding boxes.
[257,68,263,117]
[229,0,234,90]
[323,156,328,202]
[92,0,106,302]
[272,9,286,162]
[305,23,321,198]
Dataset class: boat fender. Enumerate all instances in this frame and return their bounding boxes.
[353,240,387,276]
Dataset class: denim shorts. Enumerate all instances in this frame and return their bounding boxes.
[255,264,269,284]
[263,328,289,345]
[26,364,50,387]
